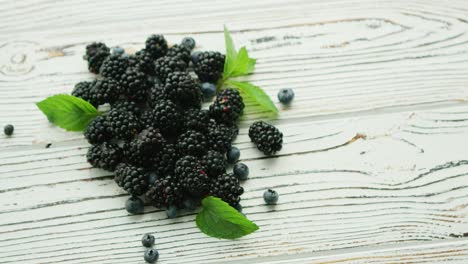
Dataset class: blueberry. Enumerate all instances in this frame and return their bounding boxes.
[191,51,202,64]
[141,233,155,247]
[166,205,178,218]
[4,124,14,136]
[181,37,196,50]
[200,82,217,100]
[234,203,243,212]
[144,248,159,263]
[233,163,249,181]
[183,198,197,211]
[125,196,144,214]
[227,147,240,164]
[277,88,294,105]
[148,172,158,185]
[111,46,125,56]
[263,189,279,205]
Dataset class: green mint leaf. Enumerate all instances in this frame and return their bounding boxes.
[36,94,100,131]
[226,81,278,114]
[196,196,259,239]
[223,26,256,79]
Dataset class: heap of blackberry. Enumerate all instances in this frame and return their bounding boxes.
[83,42,110,74]
[249,121,283,155]
[193,51,225,82]
[115,164,149,196]
[77,34,283,217]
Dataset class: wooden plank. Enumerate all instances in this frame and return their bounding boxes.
[1,105,468,263]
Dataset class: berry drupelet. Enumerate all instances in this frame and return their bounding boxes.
[248,121,283,155]
[192,51,225,82]
[209,89,244,125]
[83,42,110,74]
[86,142,122,171]
[163,71,202,109]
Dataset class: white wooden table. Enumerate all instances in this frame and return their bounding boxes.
[1,0,468,263]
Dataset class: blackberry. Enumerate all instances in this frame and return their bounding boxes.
[181,37,196,50]
[148,82,166,108]
[100,54,129,80]
[143,100,183,135]
[4,124,14,136]
[248,121,283,155]
[89,78,123,106]
[175,155,210,196]
[193,51,225,82]
[83,42,110,74]
[183,109,209,132]
[164,71,202,109]
[111,100,141,116]
[154,56,187,82]
[176,130,208,157]
[209,89,244,125]
[146,175,183,208]
[114,164,149,196]
[278,88,294,104]
[207,120,234,153]
[124,128,165,167]
[152,143,178,175]
[141,234,155,247]
[84,115,112,144]
[134,49,156,75]
[120,67,151,102]
[86,142,122,171]
[72,81,95,104]
[145,34,168,59]
[210,173,244,207]
[263,189,279,205]
[107,109,141,140]
[126,196,144,214]
[167,44,191,64]
[200,150,226,177]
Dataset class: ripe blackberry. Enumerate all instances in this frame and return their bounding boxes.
[210,173,244,207]
[114,164,149,196]
[209,89,244,125]
[120,67,151,102]
[83,42,110,74]
[152,143,178,176]
[86,142,122,171]
[111,100,141,116]
[100,54,129,80]
[72,81,95,105]
[193,51,225,82]
[166,44,191,64]
[183,109,209,132]
[124,128,165,167]
[134,49,156,75]
[248,121,283,155]
[148,82,167,108]
[145,34,168,59]
[207,120,234,153]
[89,78,123,106]
[146,175,183,208]
[175,156,210,196]
[164,71,202,109]
[143,100,183,135]
[154,56,187,82]
[107,109,141,140]
[84,115,112,144]
[200,150,226,177]
[176,130,208,157]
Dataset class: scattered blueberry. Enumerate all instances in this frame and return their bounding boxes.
[4,124,14,136]
[181,37,196,50]
[191,51,202,63]
[141,233,155,247]
[234,203,243,212]
[183,198,197,211]
[227,146,240,164]
[125,196,144,214]
[166,205,178,218]
[233,163,249,181]
[277,88,295,105]
[111,46,125,56]
[148,172,158,185]
[144,248,159,263]
[200,82,217,100]
[263,189,279,205]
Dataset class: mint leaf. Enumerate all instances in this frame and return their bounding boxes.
[223,26,256,79]
[227,81,278,114]
[196,196,259,239]
[36,94,101,131]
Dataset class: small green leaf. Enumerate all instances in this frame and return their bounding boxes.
[196,196,259,239]
[223,26,256,79]
[36,94,101,131]
[224,25,238,77]
[226,81,278,114]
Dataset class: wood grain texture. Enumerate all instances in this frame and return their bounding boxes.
[1,0,468,263]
